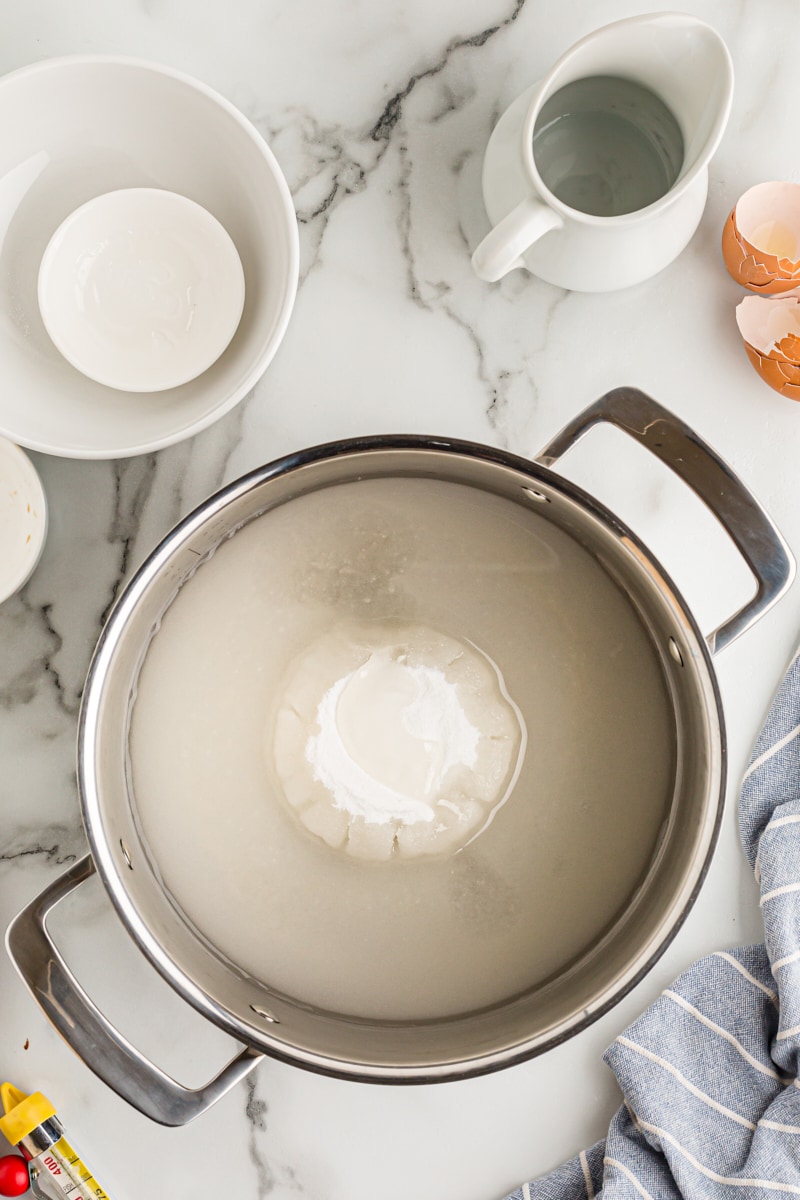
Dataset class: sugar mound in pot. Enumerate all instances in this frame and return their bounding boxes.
[270,622,526,860]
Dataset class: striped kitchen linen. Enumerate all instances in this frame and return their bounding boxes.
[505,647,800,1200]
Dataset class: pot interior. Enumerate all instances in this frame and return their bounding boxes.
[80,440,723,1080]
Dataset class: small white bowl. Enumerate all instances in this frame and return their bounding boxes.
[39,189,246,393]
[0,438,47,603]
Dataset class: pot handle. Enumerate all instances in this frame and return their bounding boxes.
[536,387,795,655]
[5,854,264,1126]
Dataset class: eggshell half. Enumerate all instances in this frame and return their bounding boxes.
[736,294,800,399]
[722,181,800,293]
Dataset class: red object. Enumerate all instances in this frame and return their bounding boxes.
[0,1155,28,1196]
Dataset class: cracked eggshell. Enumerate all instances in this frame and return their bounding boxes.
[722,182,800,293]
[736,294,800,400]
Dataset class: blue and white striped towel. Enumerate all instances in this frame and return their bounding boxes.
[506,649,800,1200]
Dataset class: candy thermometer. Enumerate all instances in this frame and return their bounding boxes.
[0,1084,110,1200]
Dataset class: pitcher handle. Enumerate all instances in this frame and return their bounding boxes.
[472,196,563,282]
[6,854,264,1126]
[535,387,795,654]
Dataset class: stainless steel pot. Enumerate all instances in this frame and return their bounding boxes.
[7,389,794,1125]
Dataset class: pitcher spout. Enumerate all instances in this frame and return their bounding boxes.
[638,13,734,181]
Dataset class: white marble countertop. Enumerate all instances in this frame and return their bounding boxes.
[2,2,800,1198]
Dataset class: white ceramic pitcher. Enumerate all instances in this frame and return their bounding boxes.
[471,12,734,292]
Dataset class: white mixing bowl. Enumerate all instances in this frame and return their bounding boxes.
[0,56,299,458]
